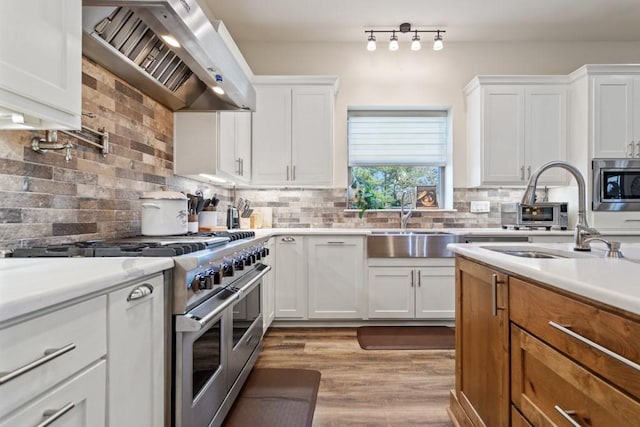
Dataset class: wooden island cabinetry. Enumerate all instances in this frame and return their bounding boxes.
[449,256,640,427]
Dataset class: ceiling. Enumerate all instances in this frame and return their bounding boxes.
[201,0,640,44]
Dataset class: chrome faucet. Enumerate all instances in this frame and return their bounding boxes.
[400,190,413,230]
[521,160,600,251]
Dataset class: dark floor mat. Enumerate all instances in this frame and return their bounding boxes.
[357,326,455,350]
[223,368,321,427]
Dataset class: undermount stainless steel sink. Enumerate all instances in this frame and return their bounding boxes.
[367,231,460,258]
[481,246,597,259]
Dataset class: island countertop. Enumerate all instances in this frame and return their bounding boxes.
[448,241,640,316]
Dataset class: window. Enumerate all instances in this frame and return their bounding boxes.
[348,108,450,210]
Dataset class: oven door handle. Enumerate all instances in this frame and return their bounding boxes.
[235,264,271,296]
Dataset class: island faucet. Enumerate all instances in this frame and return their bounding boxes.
[521,160,600,251]
[400,190,413,230]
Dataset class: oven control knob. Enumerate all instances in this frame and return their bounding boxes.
[260,247,268,257]
[253,248,261,260]
[242,252,252,266]
[211,268,222,285]
[233,257,244,270]
[221,262,234,277]
[190,274,204,292]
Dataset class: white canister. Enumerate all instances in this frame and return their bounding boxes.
[199,210,218,228]
[140,191,189,236]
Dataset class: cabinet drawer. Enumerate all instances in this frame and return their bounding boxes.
[0,296,107,414]
[0,360,106,427]
[509,278,640,398]
[511,325,639,426]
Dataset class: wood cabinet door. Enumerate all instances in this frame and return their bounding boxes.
[454,257,510,427]
[274,236,307,319]
[107,274,165,427]
[307,236,364,319]
[367,267,415,319]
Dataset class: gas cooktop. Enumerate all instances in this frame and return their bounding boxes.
[11,231,256,258]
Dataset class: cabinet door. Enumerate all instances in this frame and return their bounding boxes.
[453,257,510,427]
[174,112,218,176]
[592,76,636,158]
[107,274,165,427]
[252,86,292,183]
[235,111,252,180]
[367,267,415,319]
[307,236,364,319]
[274,236,307,319]
[481,86,526,184]
[0,0,81,129]
[291,87,333,185]
[0,361,106,427]
[525,86,567,184]
[415,266,455,320]
[218,111,237,177]
[218,111,252,182]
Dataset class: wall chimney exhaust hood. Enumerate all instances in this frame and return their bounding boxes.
[82,0,255,111]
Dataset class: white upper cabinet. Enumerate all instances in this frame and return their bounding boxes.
[252,76,338,186]
[0,0,81,129]
[465,77,568,186]
[592,75,640,158]
[218,111,252,182]
[174,111,252,184]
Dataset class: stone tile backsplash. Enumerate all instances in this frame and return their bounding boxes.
[0,58,530,248]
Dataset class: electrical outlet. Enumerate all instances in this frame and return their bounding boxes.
[470,201,491,213]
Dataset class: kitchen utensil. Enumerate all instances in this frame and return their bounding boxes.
[140,190,188,236]
[226,205,239,229]
[240,200,253,218]
[211,194,220,208]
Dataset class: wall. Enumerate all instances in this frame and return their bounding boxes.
[236,40,640,187]
[0,57,229,248]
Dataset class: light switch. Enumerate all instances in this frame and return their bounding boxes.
[470,201,491,213]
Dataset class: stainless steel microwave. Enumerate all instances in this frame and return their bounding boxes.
[500,202,568,230]
[592,159,640,211]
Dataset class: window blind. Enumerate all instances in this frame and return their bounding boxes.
[348,110,448,166]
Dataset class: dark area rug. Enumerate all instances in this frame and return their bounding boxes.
[357,326,455,350]
[223,368,321,427]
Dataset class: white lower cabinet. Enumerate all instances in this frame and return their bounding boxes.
[0,361,106,427]
[368,259,455,320]
[274,235,307,319]
[107,273,165,427]
[307,236,365,319]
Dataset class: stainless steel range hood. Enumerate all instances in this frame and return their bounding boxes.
[82,0,255,111]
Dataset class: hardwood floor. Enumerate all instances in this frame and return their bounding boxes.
[254,327,455,427]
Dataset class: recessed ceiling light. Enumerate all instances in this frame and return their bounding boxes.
[212,86,225,95]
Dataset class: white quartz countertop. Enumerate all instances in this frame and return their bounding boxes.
[448,242,640,315]
[0,257,173,324]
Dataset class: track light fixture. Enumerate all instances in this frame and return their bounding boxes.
[364,23,445,52]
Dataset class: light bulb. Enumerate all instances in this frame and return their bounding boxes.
[433,34,443,51]
[212,86,225,95]
[367,35,376,51]
[161,35,180,48]
[411,34,421,51]
[389,35,399,51]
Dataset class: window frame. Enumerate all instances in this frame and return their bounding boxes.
[347,106,453,210]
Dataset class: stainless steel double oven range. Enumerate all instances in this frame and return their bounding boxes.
[10,231,271,427]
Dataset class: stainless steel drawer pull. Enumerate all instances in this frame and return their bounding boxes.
[0,343,76,385]
[127,283,154,301]
[410,270,414,287]
[417,270,421,287]
[554,405,581,427]
[37,402,75,427]
[281,236,296,242]
[549,321,640,372]
[327,241,344,245]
